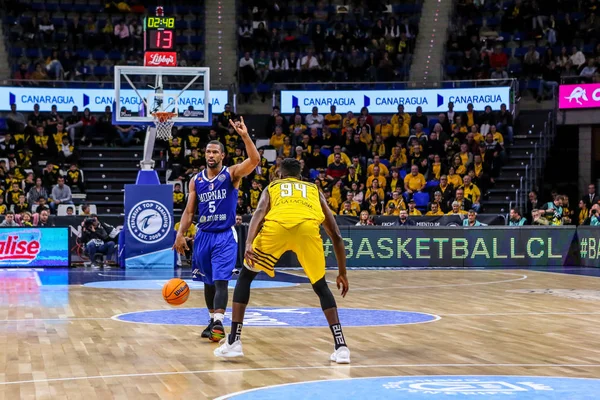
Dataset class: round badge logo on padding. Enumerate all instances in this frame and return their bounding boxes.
[127,200,172,244]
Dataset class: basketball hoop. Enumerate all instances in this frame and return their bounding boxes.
[152,111,177,140]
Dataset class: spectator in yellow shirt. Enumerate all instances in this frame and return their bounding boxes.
[374,115,393,141]
[289,114,307,134]
[386,190,407,211]
[326,145,351,166]
[391,104,411,138]
[324,105,342,130]
[471,124,484,143]
[324,189,338,214]
[407,199,422,216]
[463,103,477,128]
[345,191,362,214]
[359,128,373,147]
[387,169,403,194]
[174,221,196,262]
[447,165,463,188]
[384,202,400,216]
[426,202,444,216]
[339,201,358,216]
[270,126,286,151]
[490,125,504,145]
[447,201,468,215]
[366,155,390,176]
[390,145,408,168]
[365,179,385,200]
[371,134,386,159]
[366,165,387,189]
[404,165,426,195]
[342,111,357,129]
[461,175,481,212]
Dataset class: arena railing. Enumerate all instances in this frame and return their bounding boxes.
[513,106,557,217]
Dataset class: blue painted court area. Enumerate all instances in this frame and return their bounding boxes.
[114,307,439,327]
[84,279,297,290]
[218,375,600,400]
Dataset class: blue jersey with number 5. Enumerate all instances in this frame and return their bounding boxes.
[194,166,238,232]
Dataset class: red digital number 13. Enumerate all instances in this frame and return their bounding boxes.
[156,30,173,49]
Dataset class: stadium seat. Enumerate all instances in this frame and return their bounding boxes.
[78,204,97,215]
[426,180,439,190]
[57,204,76,216]
[263,149,277,163]
[413,192,430,210]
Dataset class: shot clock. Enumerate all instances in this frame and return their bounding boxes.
[143,15,177,66]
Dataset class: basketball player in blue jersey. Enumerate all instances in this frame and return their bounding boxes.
[174,117,260,342]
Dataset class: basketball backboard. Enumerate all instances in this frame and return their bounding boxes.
[112,66,212,127]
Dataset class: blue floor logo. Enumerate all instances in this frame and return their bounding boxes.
[218,376,600,399]
[114,307,439,327]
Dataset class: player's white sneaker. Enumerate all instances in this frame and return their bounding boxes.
[214,339,244,358]
[330,346,351,364]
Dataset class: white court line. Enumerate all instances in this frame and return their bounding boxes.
[3,363,600,386]
[322,271,529,291]
[441,312,600,316]
[4,311,600,324]
[0,318,112,323]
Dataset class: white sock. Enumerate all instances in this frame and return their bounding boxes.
[210,312,214,320]
[214,313,225,323]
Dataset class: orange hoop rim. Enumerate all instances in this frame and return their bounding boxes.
[151,111,177,123]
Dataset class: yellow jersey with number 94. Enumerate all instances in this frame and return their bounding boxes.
[266,178,324,228]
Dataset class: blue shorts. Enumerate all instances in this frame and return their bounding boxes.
[192,227,238,284]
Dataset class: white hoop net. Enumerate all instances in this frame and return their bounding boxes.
[152,112,177,140]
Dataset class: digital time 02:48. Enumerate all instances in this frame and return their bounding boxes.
[146,17,175,29]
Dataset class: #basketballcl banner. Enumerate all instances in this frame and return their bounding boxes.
[320,226,578,268]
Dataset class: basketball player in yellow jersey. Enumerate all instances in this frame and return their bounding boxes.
[215,158,351,363]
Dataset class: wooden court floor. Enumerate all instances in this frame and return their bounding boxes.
[2,268,600,399]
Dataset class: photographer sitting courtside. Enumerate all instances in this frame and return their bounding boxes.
[81,217,115,267]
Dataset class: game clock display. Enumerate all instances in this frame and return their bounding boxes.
[144,16,176,51]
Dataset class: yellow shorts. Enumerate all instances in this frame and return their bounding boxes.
[249,220,325,284]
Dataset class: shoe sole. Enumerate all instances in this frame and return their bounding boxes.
[332,357,351,364]
[214,350,244,358]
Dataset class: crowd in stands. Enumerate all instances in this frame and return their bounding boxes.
[167,102,516,222]
[0,102,95,225]
[237,0,420,100]
[519,185,600,227]
[447,0,600,98]
[4,1,204,83]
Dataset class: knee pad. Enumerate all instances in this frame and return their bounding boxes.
[312,277,337,310]
[213,280,229,310]
[232,266,257,305]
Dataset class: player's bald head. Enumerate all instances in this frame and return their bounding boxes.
[279,158,302,179]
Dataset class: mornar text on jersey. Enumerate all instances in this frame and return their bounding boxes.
[197,189,227,203]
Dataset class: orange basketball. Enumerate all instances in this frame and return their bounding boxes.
[162,278,190,306]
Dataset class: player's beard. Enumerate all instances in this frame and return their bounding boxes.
[207,159,221,169]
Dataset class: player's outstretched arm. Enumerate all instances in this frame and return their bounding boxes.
[173,179,197,255]
[229,116,260,184]
[244,189,271,266]
[319,191,349,297]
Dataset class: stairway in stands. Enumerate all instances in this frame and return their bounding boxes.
[80,146,165,216]
[485,110,553,214]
